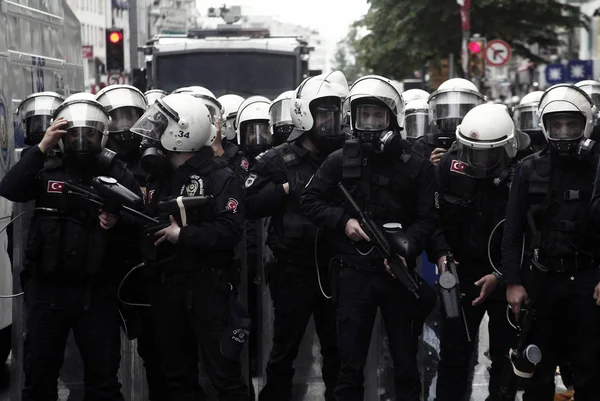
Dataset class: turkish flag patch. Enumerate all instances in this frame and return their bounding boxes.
[47,180,65,193]
[147,190,155,203]
[450,160,468,175]
[240,158,249,171]
[226,198,239,214]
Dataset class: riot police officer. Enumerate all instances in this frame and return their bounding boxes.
[512,91,547,156]
[502,84,600,401]
[301,75,438,401]
[0,95,142,401]
[412,78,485,165]
[247,71,348,401]
[269,90,295,146]
[218,94,250,178]
[130,93,248,401]
[432,103,523,401]
[96,84,169,400]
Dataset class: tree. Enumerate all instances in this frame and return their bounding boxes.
[348,0,588,80]
[331,27,369,84]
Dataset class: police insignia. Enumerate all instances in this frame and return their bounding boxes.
[185,175,204,196]
[245,173,257,188]
[226,198,239,214]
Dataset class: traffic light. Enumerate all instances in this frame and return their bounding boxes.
[468,37,486,78]
[106,28,124,73]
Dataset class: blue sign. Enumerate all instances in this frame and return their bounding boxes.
[566,59,593,81]
[545,63,566,85]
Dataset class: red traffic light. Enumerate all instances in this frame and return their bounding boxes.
[109,32,122,44]
[468,41,482,53]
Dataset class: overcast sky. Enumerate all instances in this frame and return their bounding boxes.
[195,0,370,43]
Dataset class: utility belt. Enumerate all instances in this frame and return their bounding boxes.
[536,253,596,274]
[336,258,386,273]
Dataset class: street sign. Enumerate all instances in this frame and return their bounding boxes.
[566,59,593,81]
[484,39,511,67]
[107,73,126,85]
[545,64,566,85]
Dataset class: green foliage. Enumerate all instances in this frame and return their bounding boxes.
[345,0,588,80]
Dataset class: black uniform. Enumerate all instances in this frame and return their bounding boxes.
[300,146,438,401]
[144,148,248,401]
[246,142,339,401]
[0,146,142,401]
[431,149,516,401]
[502,149,600,401]
[411,136,435,160]
[223,140,250,185]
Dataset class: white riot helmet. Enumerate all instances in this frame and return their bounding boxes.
[130,93,217,152]
[144,89,168,106]
[17,91,64,146]
[402,89,430,105]
[54,96,110,162]
[404,98,429,142]
[538,84,596,153]
[236,96,271,155]
[67,92,96,101]
[218,94,245,141]
[288,71,349,150]
[455,103,519,177]
[174,86,223,123]
[512,90,546,151]
[270,90,295,145]
[428,78,485,148]
[575,80,600,140]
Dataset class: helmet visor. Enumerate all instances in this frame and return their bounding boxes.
[404,111,428,139]
[244,121,272,147]
[108,107,145,132]
[355,104,390,132]
[313,104,342,137]
[430,91,484,121]
[19,94,63,120]
[63,127,103,154]
[516,107,541,132]
[130,103,170,141]
[96,86,147,113]
[348,78,402,118]
[544,112,584,140]
[270,98,293,127]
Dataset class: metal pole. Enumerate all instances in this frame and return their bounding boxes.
[129,0,139,69]
[449,53,455,78]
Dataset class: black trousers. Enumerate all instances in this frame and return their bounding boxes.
[334,267,422,401]
[522,268,600,401]
[152,269,249,401]
[22,276,124,401]
[258,260,339,401]
[436,294,515,401]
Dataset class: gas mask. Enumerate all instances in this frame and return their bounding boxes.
[309,103,343,154]
[140,138,169,175]
[273,124,294,146]
[24,115,53,146]
[242,120,272,158]
[106,107,144,162]
[62,127,103,166]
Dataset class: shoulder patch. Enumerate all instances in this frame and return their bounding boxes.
[240,158,249,171]
[245,173,257,188]
[47,180,65,194]
[226,198,239,214]
[450,160,468,175]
